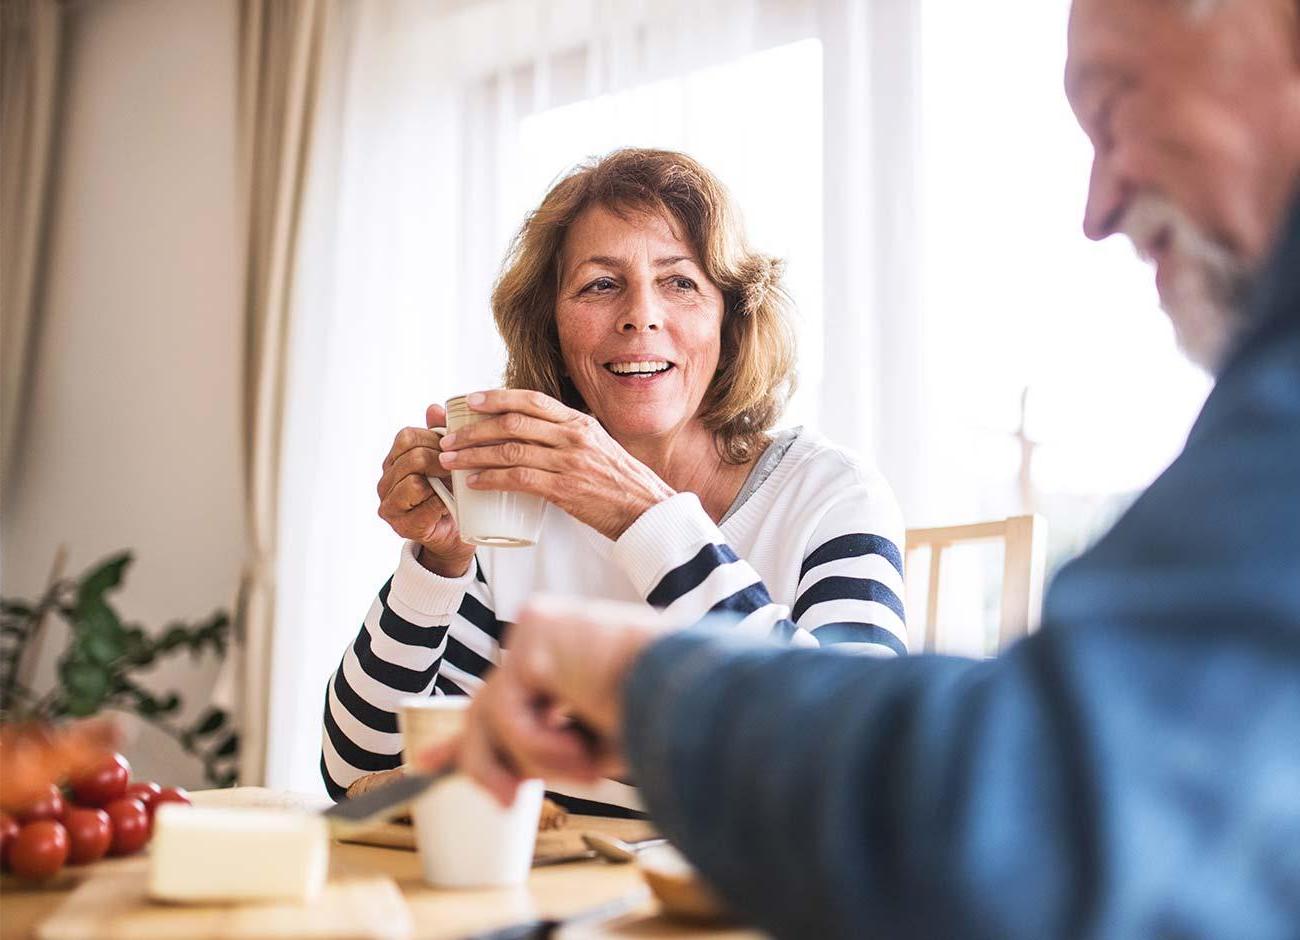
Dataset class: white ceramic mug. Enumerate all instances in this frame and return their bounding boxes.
[399,696,545,889]
[425,394,546,548]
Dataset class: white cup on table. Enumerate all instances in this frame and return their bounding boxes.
[399,696,544,889]
[425,394,546,548]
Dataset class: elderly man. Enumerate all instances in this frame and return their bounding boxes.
[427,0,1300,937]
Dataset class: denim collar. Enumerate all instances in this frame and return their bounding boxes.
[1218,190,1300,378]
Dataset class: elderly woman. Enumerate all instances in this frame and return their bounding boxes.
[322,149,906,816]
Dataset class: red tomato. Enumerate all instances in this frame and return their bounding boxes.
[124,781,162,818]
[154,786,191,812]
[104,797,150,856]
[0,813,18,870]
[15,783,65,823]
[61,807,112,865]
[8,820,69,880]
[68,753,131,807]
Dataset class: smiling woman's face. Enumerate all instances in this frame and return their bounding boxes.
[555,204,725,445]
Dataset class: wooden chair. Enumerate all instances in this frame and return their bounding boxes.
[905,515,1047,654]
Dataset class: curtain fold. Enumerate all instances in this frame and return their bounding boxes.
[0,0,64,505]
[235,0,329,786]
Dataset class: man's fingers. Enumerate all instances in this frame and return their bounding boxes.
[413,736,459,774]
[489,679,603,782]
[458,718,523,808]
[425,403,447,430]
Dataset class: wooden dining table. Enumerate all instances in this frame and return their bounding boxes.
[0,787,763,940]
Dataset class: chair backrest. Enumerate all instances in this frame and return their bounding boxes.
[904,514,1047,654]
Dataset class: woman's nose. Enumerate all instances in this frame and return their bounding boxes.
[619,289,663,333]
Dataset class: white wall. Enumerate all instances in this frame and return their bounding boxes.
[1,0,244,789]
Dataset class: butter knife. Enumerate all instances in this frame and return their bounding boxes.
[322,768,454,837]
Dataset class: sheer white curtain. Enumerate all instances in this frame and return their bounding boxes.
[266,0,925,794]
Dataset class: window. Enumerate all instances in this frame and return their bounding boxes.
[919,0,1210,564]
[510,39,825,426]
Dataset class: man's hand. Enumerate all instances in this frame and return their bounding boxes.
[416,596,671,805]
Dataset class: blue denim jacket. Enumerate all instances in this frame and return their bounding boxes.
[624,199,1300,940]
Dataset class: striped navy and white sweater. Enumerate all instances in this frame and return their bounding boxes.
[322,428,907,815]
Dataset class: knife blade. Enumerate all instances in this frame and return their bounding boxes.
[321,768,455,837]
[461,890,650,939]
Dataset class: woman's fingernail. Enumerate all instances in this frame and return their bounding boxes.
[467,473,481,485]
[439,451,457,465]
[467,392,485,406]
[441,432,457,447]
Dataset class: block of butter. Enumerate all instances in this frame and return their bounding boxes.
[149,804,329,904]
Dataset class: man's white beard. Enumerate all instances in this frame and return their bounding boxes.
[1119,194,1254,372]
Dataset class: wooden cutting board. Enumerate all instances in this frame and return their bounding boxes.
[36,865,413,940]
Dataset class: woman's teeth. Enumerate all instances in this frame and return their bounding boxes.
[607,361,672,375]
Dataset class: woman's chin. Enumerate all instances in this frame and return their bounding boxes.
[595,411,693,444]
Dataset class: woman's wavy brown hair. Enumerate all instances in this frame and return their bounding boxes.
[492,148,798,464]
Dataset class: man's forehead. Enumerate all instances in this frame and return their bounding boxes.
[1065,0,1182,102]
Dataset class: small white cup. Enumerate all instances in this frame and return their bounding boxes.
[399,696,544,889]
[413,775,545,889]
[425,394,546,548]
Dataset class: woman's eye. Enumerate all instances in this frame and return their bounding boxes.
[668,276,696,291]
[584,277,617,294]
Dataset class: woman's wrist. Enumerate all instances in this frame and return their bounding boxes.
[610,478,676,540]
[416,544,474,578]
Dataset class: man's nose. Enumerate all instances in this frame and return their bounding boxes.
[619,282,663,333]
[1083,156,1126,242]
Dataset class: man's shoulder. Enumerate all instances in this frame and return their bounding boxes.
[1048,322,1300,629]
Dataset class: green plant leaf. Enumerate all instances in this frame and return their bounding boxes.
[158,625,190,653]
[60,658,110,704]
[65,693,99,717]
[74,552,133,614]
[214,733,239,758]
[123,627,154,666]
[192,708,227,737]
[77,622,128,668]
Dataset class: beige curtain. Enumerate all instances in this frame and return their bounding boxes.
[236,0,328,786]
[0,0,63,503]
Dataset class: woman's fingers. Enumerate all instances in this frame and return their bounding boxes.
[441,412,570,450]
[439,441,565,473]
[378,445,448,499]
[383,426,445,471]
[465,389,578,424]
[463,467,555,498]
[425,402,447,430]
[378,474,446,522]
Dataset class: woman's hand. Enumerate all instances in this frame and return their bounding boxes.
[377,404,476,577]
[437,390,675,541]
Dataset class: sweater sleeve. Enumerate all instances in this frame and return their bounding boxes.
[320,541,504,799]
[793,482,908,656]
[613,490,906,655]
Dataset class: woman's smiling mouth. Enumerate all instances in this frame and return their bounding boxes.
[604,359,675,379]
